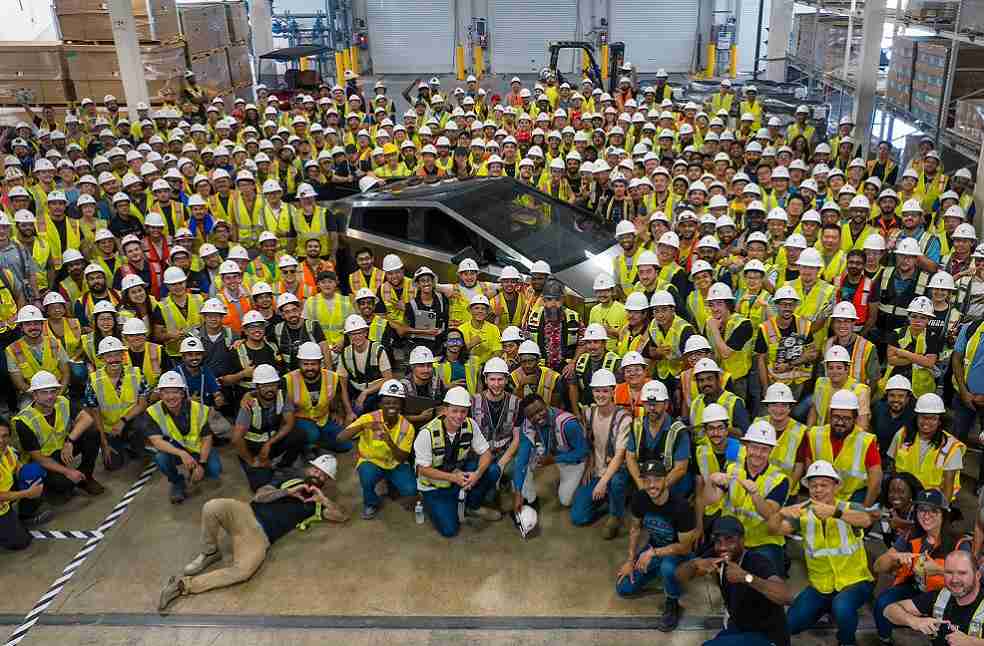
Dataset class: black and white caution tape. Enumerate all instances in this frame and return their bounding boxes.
[3,465,156,646]
[28,529,104,540]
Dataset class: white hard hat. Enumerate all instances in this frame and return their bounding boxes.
[458,258,480,273]
[16,305,45,324]
[620,351,647,368]
[359,176,382,193]
[157,370,187,390]
[379,379,406,399]
[702,403,729,425]
[354,288,376,302]
[530,260,551,275]
[863,234,886,252]
[582,323,608,342]
[122,317,148,335]
[179,336,204,353]
[901,198,923,213]
[830,389,859,411]
[954,223,977,240]
[443,386,471,407]
[344,314,369,334]
[483,357,510,375]
[797,248,823,268]
[382,254,404,272]
[907,295,934,317]
[885,374,912,392]
[684,335,712,354]
[42,292,67,308]
[502,326,524,343]
[824,345,850,363]
[241,310,267,327]
[593,274,616,291]
[657,232,680,249]
[469,294,491,309]
[201,298,227,315]
[163,266,187,284]
[637,250,660,267]
[262,178,282,194]
[697,235,721,250]
[296,183,317,199]
[650,290,675,308]
[62,248,85,265]
[743,259,767,274]
[694,357,721,374]
[296,341,324,361]
[144,213,165,229]
[28,370,61,392]
[915,393,945,414]
[257,230,278,245]
[615,220,636,238]
[706,283,734,301]
[97,336,126,355]
[690,260,713,276]
[409,346,436,365]
[742,420,777,446]
[928,271,956,291]
[831,301,858,320]
[640,379,669,402]
[805,460,840,482]
[773,285,801,302]
[589,369,618,388]
[895,238,921,257]
[624,292,651,312]
[519,340,541,357]
[309,454,338,479]
[250,282,274,297]
[91,300,117,317]
[219,260,241,275]
[500,266,522,281]
[276,292,300,310]
[848,195,870,211]
[252,364,280,385]
[515,504,538,539]
[277,255,299,269]
[762,382,796,404]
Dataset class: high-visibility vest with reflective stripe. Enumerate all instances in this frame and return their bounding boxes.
[448,282,494,328]
[792,278,835,324]
[614,247,643,292]
[304,293,350,347]
[617,325,649,356]
[760,316,814,384]
[209,191,239,225]
[807,425,875,501]
[812,378,869,427]
[632,415,689,472]
[492,291,527,331]
[235,194,265,248]
[894,430,964,498]
[146,400,209,454]
[379,277,415,325]
[7,336,62,383]
[418,416,477,489]
[721,314,753,379]
[41,215,82,269]
[218,291,252,334]
[722,461,787,548]
[649,315,691,379]
[262,203,292,251]
[0,446,17,515]
[802,509,873,593]
[124,343,163,388]
[825,335,876,386]
[933,588,984,636]
[687,289,711,333]
[964,321,984,386]
[437,358,480,395]
[158,294,204,356]
[91,366,142,427]
[14,397,71,456]
[511,366,560,405]
[696,440,746,515]
[348,268,384,297]
[690,391,740,444]
[291,205,330,252]
[286,369,339,426]
[878,327,935,398]
[245,391,285,443]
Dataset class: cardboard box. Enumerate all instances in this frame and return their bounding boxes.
[72,78,176,103]
[226,44,251,86]
[63,43,185,81]
[179,3,230,56]
[912,40,984,127]
[0,42,68,80]
[0,80,73,105]
[56,0,179,42]
[955,97,984,140]
[226,2,249,44]
[190,49,231,94]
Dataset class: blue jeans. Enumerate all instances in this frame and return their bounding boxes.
[952,393,984,443]
[153,445,222,488]
[792,392,813,423]
[874,582,920,639]
[421,462,501,538]
[704,623,777,646]
[357,461,417,508]
[749,543,785,578]
[570,470,629,525]
[787,580,874,645]
[295,418,353,452]
[615,547,688,599]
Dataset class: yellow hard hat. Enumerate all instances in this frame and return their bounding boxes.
[383,143,399,155]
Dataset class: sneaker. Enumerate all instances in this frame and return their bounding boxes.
[183,550,221,575]
[361,505,379,520]
[158,576,183,613]
[654,597,680,632]
[170,484,187,505]
[22,509,55,527]
[466,506,503,522]
[79,478,105,496]
[601,516,621,540]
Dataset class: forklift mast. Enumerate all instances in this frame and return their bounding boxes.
[547,40,626,94]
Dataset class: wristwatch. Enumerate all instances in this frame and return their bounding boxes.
[744,573,754,585]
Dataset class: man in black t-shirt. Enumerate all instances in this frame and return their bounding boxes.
[615,461,700,632]
[158,454,348,613]
[676,516,793,646]
[885,550,984,646]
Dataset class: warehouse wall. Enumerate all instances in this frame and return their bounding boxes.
[0,0,58,41]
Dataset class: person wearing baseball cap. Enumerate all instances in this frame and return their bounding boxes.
[772,460,874,646]
[158,452,347,612]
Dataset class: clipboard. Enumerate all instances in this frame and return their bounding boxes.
[404,394,440,416]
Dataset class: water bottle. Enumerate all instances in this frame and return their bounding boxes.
[457,487,466,522]
[415,500,424,525]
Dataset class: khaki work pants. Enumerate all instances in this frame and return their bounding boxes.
[182,498,270,594]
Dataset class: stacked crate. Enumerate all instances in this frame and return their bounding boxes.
[225,2,253,102]
[0,43,72,105]
[911,40,984,127]
[955,98,984,141]
[178,2,251,101]
[792,14,861,77]
[55,0,181,43]
[886,36,918,111]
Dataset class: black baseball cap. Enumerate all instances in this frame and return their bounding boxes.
[914,489,948,512]
[640,461,668,478]
[711,516,745,538]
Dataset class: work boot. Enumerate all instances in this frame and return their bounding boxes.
[654,597,680,632]
[466,506,503,522]
[158,576,184,613]
[601,516,621,540]
[184,550,221,575]
[170,483,187,505]
[79,478,105,496]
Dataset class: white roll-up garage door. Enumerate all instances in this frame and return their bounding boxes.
[490,0,579,74]
[366,0,454,74]
[737,0,771,74]
[611,1,699,73]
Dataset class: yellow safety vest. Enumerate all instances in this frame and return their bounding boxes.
[812,378,869,427]
[757,415,808,495]
[244,391,285,443]
[511,366,559,403]
[158,294,204,356]
[39,215,82,269]
[649,315,691,379]
[262,203,292,251]
[14,397,71,456]
[894,430,964,497]
[146,400,209,454]
[379,277,414,325]
[492,291,527,332]
[687,289,711,333]
[879,328,935,398]
[437,358,480,395]
[614,248,644,292]
[722,461,787,548]
[7,336,63,383]
[807,425,876,501]
[304,293,350,347]
[696,441,747,516]
[235,194,265,248]
[721,315,753,379]
[348,268,384,297]
[0,446,17,516]
[418,416,477,488]
[291,205,331,253]
[90,366,142,427]
[690,391,740,444]
[932,589,984,636]
[286,369,339,427]
[125,343,163,388]
[801,509,873,594]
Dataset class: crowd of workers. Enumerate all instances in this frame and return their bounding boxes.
[0,63,983,645]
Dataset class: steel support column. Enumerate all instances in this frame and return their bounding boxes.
[767,0,793,81]
[106,0,149,117]
[852,0,885,157]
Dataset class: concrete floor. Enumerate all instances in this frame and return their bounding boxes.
[3,447,978,646]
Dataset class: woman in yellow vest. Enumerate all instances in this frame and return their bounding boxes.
[757,382,808,495]
[435,329,481,395]
[80,300,121,370]
[879,296,941,399]
[887,393,964,503]
[770,460,874,645]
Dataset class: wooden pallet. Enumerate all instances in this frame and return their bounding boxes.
[188,46,226,61]
[61,35,185,47]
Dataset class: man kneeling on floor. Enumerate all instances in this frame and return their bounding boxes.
[158,454,347,612]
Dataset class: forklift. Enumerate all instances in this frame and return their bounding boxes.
[545,40,625,94]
